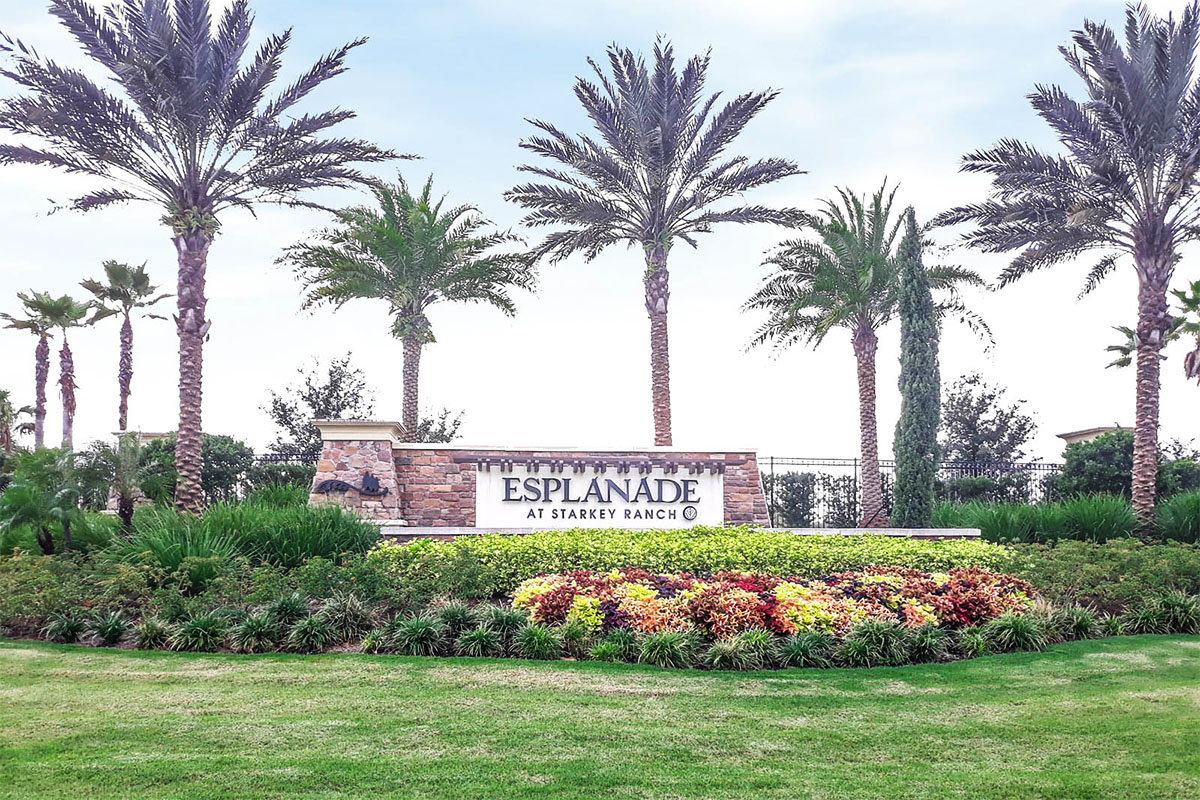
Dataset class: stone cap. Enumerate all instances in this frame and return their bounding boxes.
[313,419,406,444]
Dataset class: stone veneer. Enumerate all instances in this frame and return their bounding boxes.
[309,421,405,521]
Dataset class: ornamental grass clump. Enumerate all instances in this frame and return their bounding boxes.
[557,620,593,659]
[639,631,695,669]
[286,615,335,653]
[229,612,278,654]
[588,641,625,662]
[778,632,834,668]
[734,628,779,669]
[702,638,754,671]
[435,601,480,636]
[954,625,991,659]
[600,629,639,661]
[1155,590,1200,634]
[89,611,130,646]
[836,619,910,667]
[984,613,1048,653]
[42,612,85,643]
[318,593,375,642]
[1050,605,1099,641]
[134,617,170,650]
[169,611,227,652]
[514,624,561,660]
[907,623,951,663]
[387,614,447,657]
[267,592,310,627]
[455,627,503,658]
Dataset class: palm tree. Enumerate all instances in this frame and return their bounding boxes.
[37,294,92,452]
[283,175,534,439]
[935,3,1200,530]
[505,38,801,445]
[82,261,171,431]
[0,389,34,455]
[744,184,987,527]
[0,296,54,448]
[0,0,397,512]
[1175,282,1200,383]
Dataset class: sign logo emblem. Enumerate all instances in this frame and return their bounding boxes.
[682,505,698,521]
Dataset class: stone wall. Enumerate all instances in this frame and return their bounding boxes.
[310,438,403,520]
[395,447,771,528]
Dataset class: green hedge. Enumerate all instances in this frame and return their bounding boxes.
[369,526,1010,594]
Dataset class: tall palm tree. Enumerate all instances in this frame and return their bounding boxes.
[935,3,1200,530]
[82,261,171,431]
[282,175,534,439]
[0,295,54,448]
[744,184,987,527]
[0,389,35,455]
[0,0,397,512]
[505,38,801,445]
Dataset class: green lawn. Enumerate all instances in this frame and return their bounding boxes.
[0,637,1197,799]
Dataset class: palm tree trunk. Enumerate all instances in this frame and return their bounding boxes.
[59,336,76,452]
[1132,262,1172,534]
[853,324,887,527]
[644,245,672,446]
[173,232,212,514]
[34,332,48,449]
[402,334,421,442]
[118,313,133,431]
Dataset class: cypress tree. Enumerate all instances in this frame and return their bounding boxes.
[892,208,940,527]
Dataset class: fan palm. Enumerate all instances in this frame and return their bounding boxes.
[745,184,987,527]
[0,389,35,455]
[505,38,801,445]
[82,261,171,431]
[0,296,54,448]
[283,175,535,439]
[935,3,1200,530]
[0,0,397,512]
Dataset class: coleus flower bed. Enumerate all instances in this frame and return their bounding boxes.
[511,566,1034,637]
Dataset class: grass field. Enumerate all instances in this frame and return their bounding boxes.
[0,637,1197,799]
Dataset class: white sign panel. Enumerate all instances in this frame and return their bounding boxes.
[475,465,724,529]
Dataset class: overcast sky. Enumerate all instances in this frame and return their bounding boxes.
[1,0,1197,462]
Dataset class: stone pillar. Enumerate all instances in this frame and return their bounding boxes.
[309,420,406,522]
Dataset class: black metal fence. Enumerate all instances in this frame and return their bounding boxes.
[761,457,1064,527]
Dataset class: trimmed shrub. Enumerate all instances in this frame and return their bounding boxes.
[134,617,170,650]
[514,624,561,660]
[229,612,279,653]
[778,632,834,668]
[286,615,335,653]
[638,631,694,669]
[702,638,754,671]
[455,627,502,658]
[983,613,1047,652]
[90,611,130,646]
[169,611,227,652]
[370,529,1009,595]
[387,614,446,657]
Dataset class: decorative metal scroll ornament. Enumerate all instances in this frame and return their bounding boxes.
[314,471,390,497]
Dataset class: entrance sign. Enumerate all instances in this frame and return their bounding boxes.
[475,463,724,529]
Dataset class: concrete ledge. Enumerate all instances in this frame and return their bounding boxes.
[379,526,981,540]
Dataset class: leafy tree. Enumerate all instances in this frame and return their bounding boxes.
[413,408,464,445]
[892,209,940,528]
[0,0,396,512]
[283,175,532,439]
[0,389,34,455]
[940,373,1037,465]
[745,184,986,526]
[1,295,55,448]
[1057,429,1200,498]
[265,355,375,462]
[936,3,1200,530]
[0,448,82,554]
[82,261,171,431]
[506,37,801,445]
